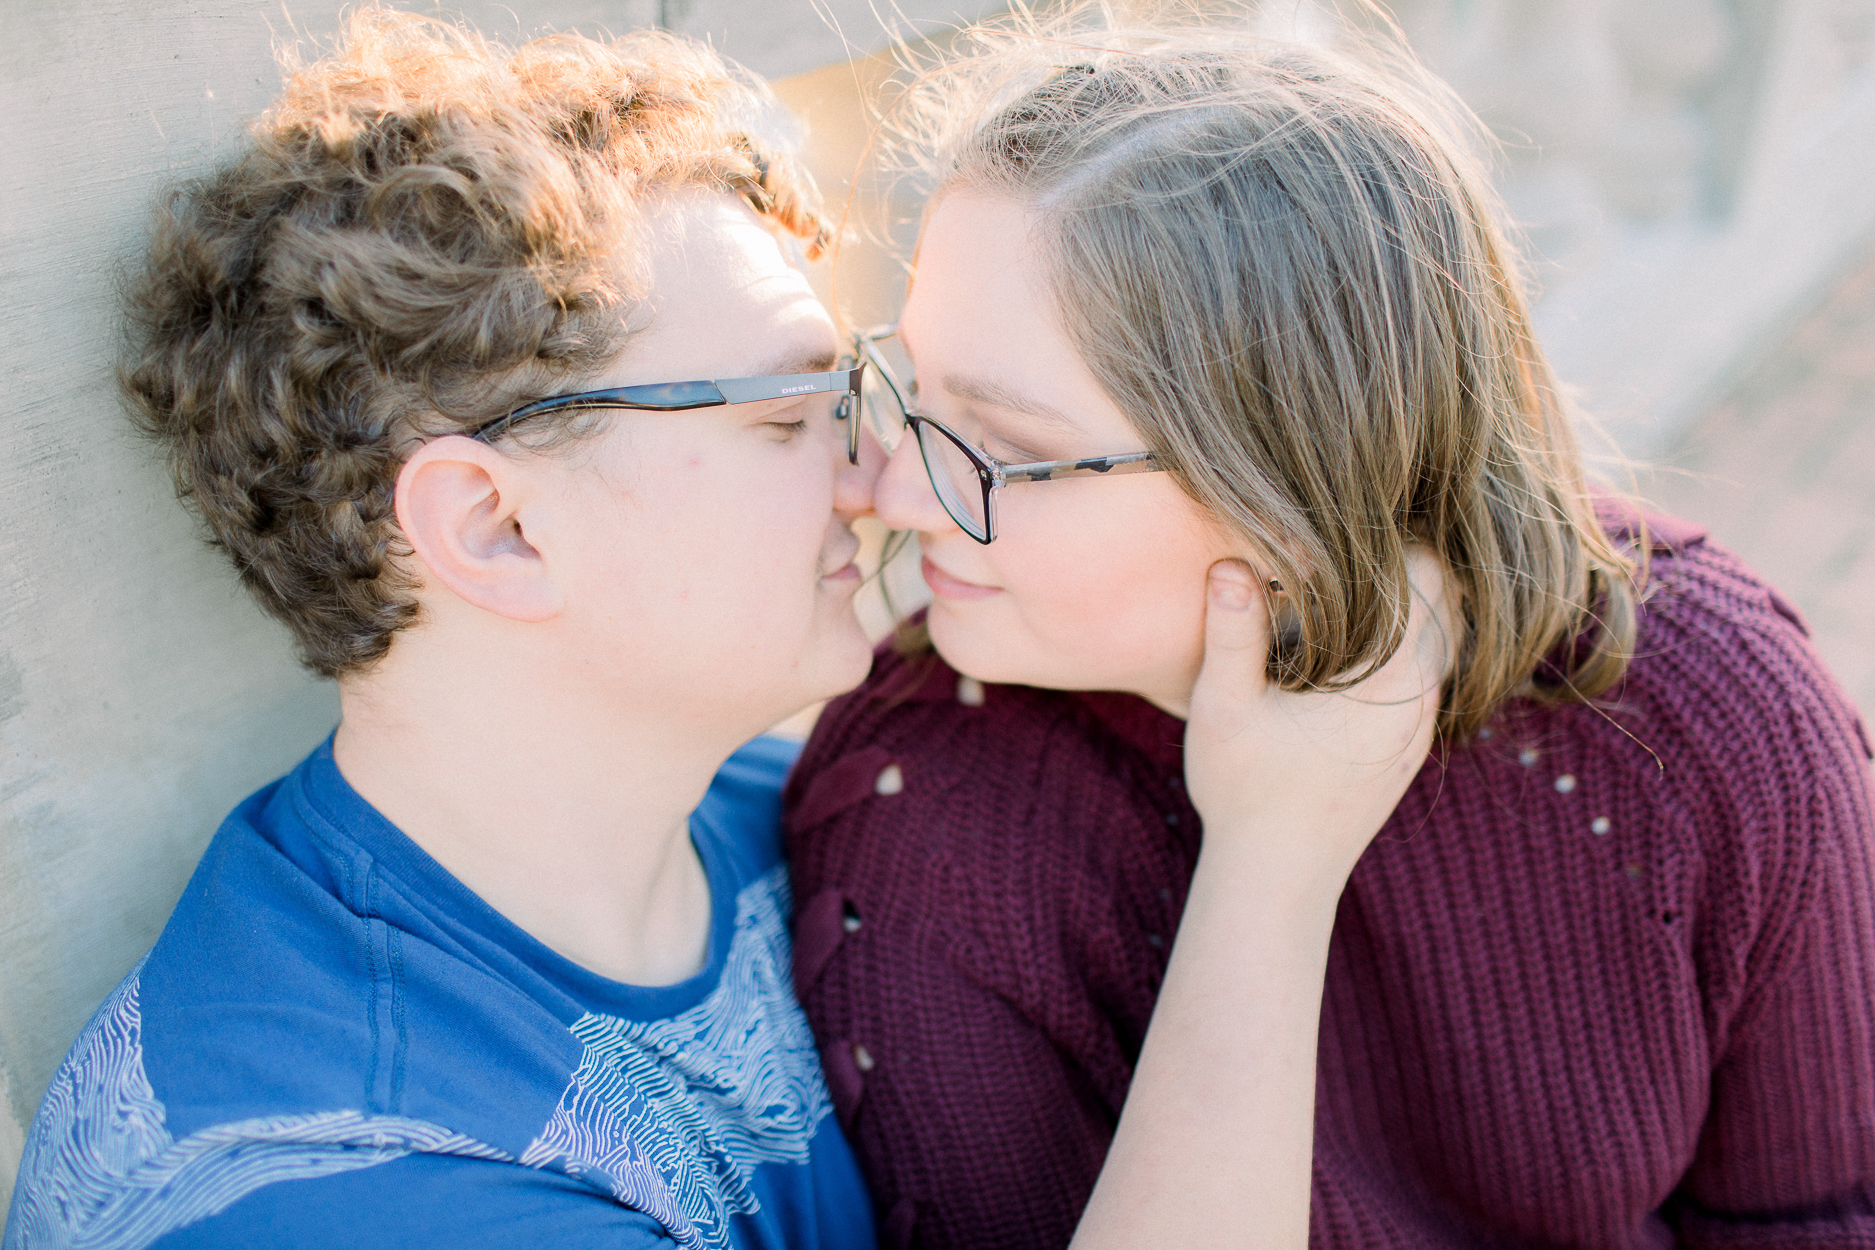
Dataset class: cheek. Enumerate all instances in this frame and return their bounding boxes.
[584,441,831,633]
[941,482,1221,693]
[689,452,833,615]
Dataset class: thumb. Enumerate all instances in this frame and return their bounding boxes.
[1194,559,1273,700]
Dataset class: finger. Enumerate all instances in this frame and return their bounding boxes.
[1193,559,1273,704]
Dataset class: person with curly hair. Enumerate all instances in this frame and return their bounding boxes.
[4,12,880,1247]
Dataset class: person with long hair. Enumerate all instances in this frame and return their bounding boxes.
[785,13,1875,1247]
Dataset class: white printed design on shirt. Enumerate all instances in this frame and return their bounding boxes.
[3,963,511,1250]
[519,865,833,1250]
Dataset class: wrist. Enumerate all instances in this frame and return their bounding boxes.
[1195,805,1372,906]
[1186,832,1353,940]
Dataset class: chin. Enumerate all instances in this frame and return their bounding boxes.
[821,637,875,700]
[928,605,1187,701]
[925,606,1043,689]
[807,611,877,702]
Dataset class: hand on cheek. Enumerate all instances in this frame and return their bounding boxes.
[1182,550,1451,896]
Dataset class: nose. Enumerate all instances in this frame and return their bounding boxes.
[832,416,888,521]
[873,433,959,537]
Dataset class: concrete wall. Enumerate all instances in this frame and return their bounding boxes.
[0,0,997,1207]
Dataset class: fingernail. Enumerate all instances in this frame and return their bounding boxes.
[1209,562,1253,610]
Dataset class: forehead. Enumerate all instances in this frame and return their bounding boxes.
[602,190,838,385]
[901,193,1048,343]
[902,193,1137,447]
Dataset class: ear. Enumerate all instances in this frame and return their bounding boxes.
[394,435,563,623]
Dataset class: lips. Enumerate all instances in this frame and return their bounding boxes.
[921,555,1001,601]
[819,533,863,583]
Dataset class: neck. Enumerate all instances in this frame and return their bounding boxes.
[331,631,750,987]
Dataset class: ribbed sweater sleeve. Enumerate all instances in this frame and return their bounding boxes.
[1647,556,1875,1240]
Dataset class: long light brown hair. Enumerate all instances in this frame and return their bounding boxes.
[888,7,1640,738]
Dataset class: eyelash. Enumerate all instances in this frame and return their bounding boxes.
[978,431,1040,463]
[912,384,1043,461]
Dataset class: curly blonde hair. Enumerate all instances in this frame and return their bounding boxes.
[122,8,831,677]
[889,7,1640,738]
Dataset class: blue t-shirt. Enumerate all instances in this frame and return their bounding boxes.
[4,736,875,1250]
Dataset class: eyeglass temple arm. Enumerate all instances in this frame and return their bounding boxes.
[476,367,865,443]
[714,369,859,405]
[474,382,735,442]
[998,451,1161,484]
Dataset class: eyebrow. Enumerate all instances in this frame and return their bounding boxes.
[942,373,1081,432]
[748,346,839,377]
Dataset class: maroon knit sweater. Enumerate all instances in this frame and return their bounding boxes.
[783,515,1875,1249]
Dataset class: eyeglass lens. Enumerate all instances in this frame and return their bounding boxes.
[859,335,914,454]
[914,421,992,541]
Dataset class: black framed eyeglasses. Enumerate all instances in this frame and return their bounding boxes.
[469,363,868,464]
[852,325,1164,544]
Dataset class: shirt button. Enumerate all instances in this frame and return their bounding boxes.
[874,764,904,796]
[1554,774,1577,793]
[956,676,986,706]
[853,1043,877,1072]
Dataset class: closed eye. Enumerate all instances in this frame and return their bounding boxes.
[746,395,818,440]
[978,428,1049,464]
[920,403,1046,464]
